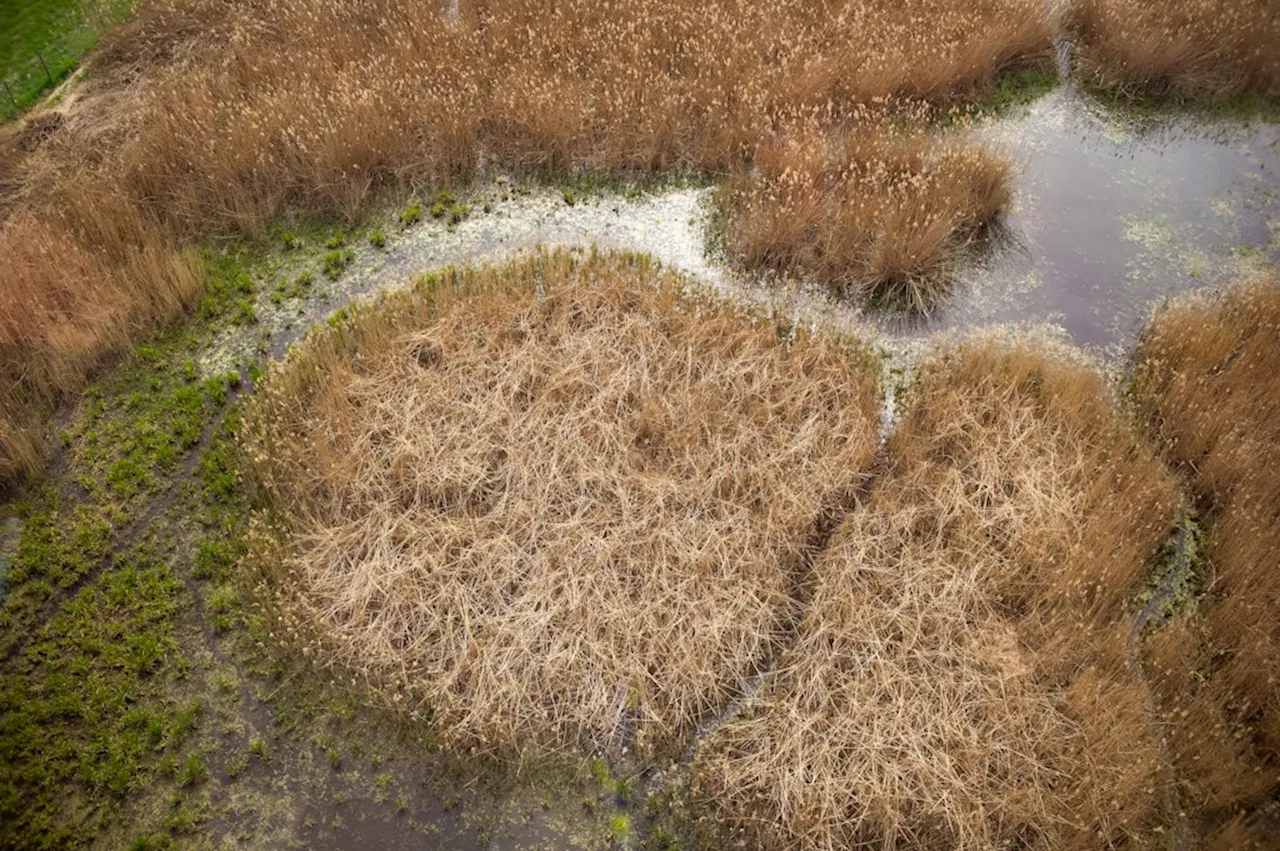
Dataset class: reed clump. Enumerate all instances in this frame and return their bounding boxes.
[241,250,882,759]
[0,0,1052,484]
[694,341,1181,850]
[1069,0,1280,99]
[1133,274,1280,846]
[89,0,1048,228]
[718,126,1012,310]
[0,212,204,482]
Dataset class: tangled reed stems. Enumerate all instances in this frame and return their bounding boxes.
[717,126,1012,310]
[0,0,1052,485]
[242,250,882,759]
[693,341,1181,850]
[1069,0,1280,100]
[1133,273,1280,848]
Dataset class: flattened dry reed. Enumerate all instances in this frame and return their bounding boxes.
[242,250,882,758]
[693,342,1180,851]
[1133,274,1280,847]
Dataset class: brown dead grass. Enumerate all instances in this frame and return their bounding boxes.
[1133,274,1280,843]
[241,250,882,758]
[694,341,1181,850]
[0,0,1051,485]
[0,212,204,482]
[1069,0,1280,99]
[718,126,1013,310]
[91,0,1047,230]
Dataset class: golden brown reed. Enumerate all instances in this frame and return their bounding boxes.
[0,0,1051,484]
[1133,274,1280,845]
[241,250,882,759]
[718,126,1012,310]
[1069,0,1280,99]
[92,0,1048,232]
[694,342,1181,851]
[0,212,204,482]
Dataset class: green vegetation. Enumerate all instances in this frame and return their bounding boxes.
[608,812,632,842]
[322,249,353,279]
[1079,77,1280,123]
[0,538,200,847]
[199,251,258,320]
[323,228,345,249]
[0,248,255,847]
[399,199,422,226]
[0,0,133,121]
[972,66,1059,114]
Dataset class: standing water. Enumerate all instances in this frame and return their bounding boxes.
[231,89,1278,378]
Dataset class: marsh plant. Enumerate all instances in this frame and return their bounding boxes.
[0,0,1055,484]
[1131,274,1280,848]
[718,124,1012,310]
[242,251,883,758]
[1069,0,1280,100]
[695,343,1181,850]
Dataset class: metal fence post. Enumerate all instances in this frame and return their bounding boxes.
[36,52,54,87]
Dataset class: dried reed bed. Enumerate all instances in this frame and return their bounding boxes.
[1133,274,1280,846]
[241,250,882,758]
[1069,0,1280,99]
[0,213,204,482]
[694,342,1181,851]
[718,127,1012,309]
[0,0,1050,483]
[91,0,1048,233]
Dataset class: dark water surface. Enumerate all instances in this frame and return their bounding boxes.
[928,91,1280,351]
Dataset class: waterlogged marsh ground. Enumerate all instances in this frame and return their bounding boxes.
[200,85,1280,382]
[1,80,1278,851]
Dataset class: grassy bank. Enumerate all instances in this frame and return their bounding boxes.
[0,0,133,121]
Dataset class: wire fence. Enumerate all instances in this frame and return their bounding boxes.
[1,1,133,123]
